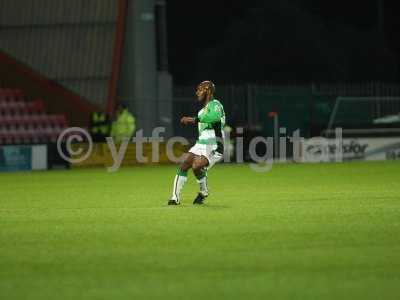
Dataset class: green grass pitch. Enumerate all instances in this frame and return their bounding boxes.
[0,161,399,299]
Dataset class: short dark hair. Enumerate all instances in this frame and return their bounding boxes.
[118,102,128,109]
[197,80,215,94]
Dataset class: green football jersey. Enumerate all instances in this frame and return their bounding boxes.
[196,99,226,148]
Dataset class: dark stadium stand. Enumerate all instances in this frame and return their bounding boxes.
[0,88,68,145]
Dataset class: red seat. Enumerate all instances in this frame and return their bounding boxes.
[26,127,40,144]
[0,116,7,127]
[57,115,68,127]
[5,128,19,144]
[47,115,67,128]
[3,89,17,102]
[0,88,69,144]
[14,89,24,101]
[12,115,24,128]
[0,127,7,144]
[2,115,13,127]
[29,99,45,114]
[35,127,50,143]
[39,115,51,127]
[29,115,42,128]
[0,100,27,114]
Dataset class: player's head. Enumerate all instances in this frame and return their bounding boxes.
[196,80,215,103]
[115,102,128,115]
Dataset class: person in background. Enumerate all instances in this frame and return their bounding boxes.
[110,103,136,143]
[90,111,110,142]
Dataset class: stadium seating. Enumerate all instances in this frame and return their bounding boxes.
[0,88,68,145]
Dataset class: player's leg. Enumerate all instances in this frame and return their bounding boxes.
[192,151,223,204]
[192,156,211,204]
[192,155,209,194]
[168,152,195,205]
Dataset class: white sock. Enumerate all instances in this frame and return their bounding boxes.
[197,176,208,196]
[171,174,187,202]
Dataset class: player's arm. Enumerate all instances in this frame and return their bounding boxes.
[196,102,222,123]
[180,116,196,125]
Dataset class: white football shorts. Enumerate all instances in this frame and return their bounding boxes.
[189,143,223,169]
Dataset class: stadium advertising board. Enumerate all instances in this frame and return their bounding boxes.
[0,145,47,171]
[70,142,188,168]
[302,137,400,162]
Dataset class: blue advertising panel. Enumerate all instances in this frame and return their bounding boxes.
[0,146,32,172]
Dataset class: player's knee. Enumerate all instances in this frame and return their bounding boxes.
[180,163,190,171]
[181,154,194,170]
[192,160,202,172]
